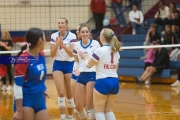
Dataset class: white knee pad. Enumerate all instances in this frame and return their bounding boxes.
[88,108,95,120]
[105,111,116,120]
[78,108,87,119]
[67,98,75,108]
[95,112,105,120]
[58,97,66,108]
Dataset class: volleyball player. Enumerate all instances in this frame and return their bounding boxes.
[50,17,76,120]
[73,23,100,120]
[13,28,50,120]
[70,24,81,120]
[80,28,121,120]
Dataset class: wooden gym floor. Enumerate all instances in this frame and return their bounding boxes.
[0,79,180,120]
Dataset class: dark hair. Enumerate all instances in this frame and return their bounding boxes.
[170,2,176,8]
[17,28,44,56]
[150,23,158,29]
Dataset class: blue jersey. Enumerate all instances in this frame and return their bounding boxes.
[14,52,47,94]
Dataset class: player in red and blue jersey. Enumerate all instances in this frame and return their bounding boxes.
[80,28,121,120]
[13,28,50,120]
[50,17,76,120]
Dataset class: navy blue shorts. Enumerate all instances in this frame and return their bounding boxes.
[94,77,119,95]
[53,60,74,74]
[71,73,78,80]
[77,72,96,85]
[14,92,46,113]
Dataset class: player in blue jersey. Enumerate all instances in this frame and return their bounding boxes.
[73,23,100,120]
[50,17,76,120]
[13,28,50,120]
[80,28,121,120]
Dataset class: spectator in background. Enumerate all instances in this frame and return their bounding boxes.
[111,0,126,27]
[135,40,170,84]
[90,0,106,31]
[140,23,161,59]
[163,24,178,52]
[0,30,13,91]
[171,9,180,35]
[154,2,170,30]
[129,0,142,11]
[143,42,156,84]
[129,4,144,34]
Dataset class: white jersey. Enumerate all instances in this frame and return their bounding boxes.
[73,39,100,72]
[50,31,76,61]
[91,45,120,79]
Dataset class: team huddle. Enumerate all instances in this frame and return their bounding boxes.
[13,18,121,120]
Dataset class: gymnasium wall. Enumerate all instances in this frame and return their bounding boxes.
[0,0,158,31]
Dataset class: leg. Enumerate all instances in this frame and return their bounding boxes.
[86,82,95,120]
[70,78,81,120]
[53,71,66,119]
[35,110,50,120]
[64,73,74,119]
[93,12,99,31]
[75,83,87,120]
[140,66,151,79]
[22,107,34,120]
[142,66,156,81]
[6,64,13,85]
[99,13,105,31]
[104,95,117,120]
[131,22,137,34]
[93,89,107,120]
[118,4,126,25]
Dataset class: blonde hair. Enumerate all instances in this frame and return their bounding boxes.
[59,17,69,30]
[1,30,12,40]
[102,28,121,52]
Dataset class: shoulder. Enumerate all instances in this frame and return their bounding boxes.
[74,41,81,46]
[68,31,76,37]
[51,31,59,37]
[92,40,100,44]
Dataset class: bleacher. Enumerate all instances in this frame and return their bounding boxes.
[117,3,180,83]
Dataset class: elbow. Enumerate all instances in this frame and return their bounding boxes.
[69,54,73,58]
[50,53,55,58]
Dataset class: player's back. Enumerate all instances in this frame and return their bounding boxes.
[94,45,120,79]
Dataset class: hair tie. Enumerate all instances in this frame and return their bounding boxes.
[112,34,116,37]
[25,42,31,47]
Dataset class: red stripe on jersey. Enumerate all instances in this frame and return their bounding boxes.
[92,53,99,60]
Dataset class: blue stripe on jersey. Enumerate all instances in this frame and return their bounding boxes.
[70,39,77,43]
[80,39,92,49]
[50,39,55,42]
[73,49,77,54]
[92,53,99,60]
[14,76,25,86]
[58,31,69,40]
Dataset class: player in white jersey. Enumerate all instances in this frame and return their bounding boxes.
[50,18,76,120]
[73,23,100,120]
[70,23,81,120]
[79,28,121,120]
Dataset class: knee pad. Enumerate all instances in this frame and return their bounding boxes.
[78,108,87,120]
[95,112,105,120]
[58,97,66,108]
[105,111,115,120]
[88,108,95,120]
[67,98,75,108]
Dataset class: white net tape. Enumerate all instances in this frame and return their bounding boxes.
[0,44,180,54]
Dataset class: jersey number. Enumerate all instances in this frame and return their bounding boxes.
[110,52,114,64]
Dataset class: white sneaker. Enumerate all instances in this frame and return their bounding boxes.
[132,30,136,35]
[1,85,7,91]
[6,85,12,91]
[145,78,151,85]
[171,80,180,87]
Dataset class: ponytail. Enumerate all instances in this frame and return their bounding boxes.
[17,44,27,56]
[110,36,121,52]
[102,28,122,52]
